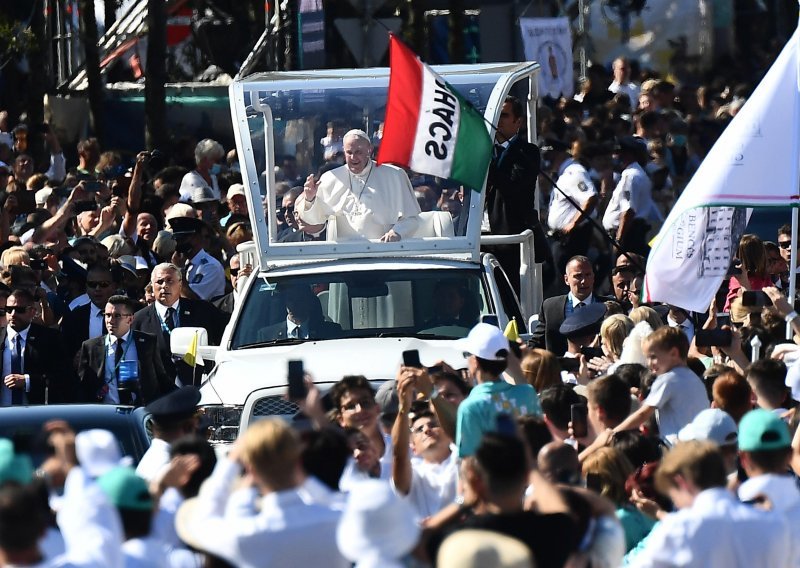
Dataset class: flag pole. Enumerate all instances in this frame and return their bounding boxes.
[790,5,800,340]
[789,206,798,340]
[382,28,645,274]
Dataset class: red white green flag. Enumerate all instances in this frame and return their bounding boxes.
[377,35,493,191]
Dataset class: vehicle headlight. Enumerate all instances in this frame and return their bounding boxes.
[200,405,243,443]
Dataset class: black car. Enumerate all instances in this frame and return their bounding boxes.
[0,404,151,466]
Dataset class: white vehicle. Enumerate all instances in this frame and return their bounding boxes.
[172,62,543,443]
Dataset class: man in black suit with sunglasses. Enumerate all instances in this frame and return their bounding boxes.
[60,262,122,364]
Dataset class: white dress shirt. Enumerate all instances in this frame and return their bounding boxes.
[668,313,695,344]
[103,331,139,404]
[179,459,348,568]
[88,302,104,340]
[286,317,306,339]
[608,80,640,110]
[1,325,29,406]
[632,487,792,568]
[135,438,172,483]
[68,293,90,311]
[154,299,181,329]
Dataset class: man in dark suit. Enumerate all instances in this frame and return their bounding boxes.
[78,295,174,406]
[133,262,227,385]
[0,288,69,405]
[212,254,251,317]
[531,256,611,355]
[483,95,553,293]
[60,262,121,363]
[259,285,342,340]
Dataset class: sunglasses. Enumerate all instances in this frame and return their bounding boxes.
[779,241,792,250]
[229,267,239,276]
[87,281,111,289]
[5,306,30,314]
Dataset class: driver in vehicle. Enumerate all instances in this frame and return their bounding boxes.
[296,129,421,242]
[421,279,476,329]
[259,285,342,340]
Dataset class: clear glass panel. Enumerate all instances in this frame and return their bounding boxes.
[231,268,489,349]
[242,77,503,244]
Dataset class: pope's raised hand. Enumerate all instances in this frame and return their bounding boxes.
[303,174,319,203]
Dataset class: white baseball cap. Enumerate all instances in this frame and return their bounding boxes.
[678,408,738,447]
[226,183,246,200]
[454,323,509,361]
[75,429,131,478]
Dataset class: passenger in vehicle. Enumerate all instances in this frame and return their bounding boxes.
[296,129,420,242]
[421,279,477,329]
[259,285,342,340]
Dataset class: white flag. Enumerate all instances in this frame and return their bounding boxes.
[644,29,800,312]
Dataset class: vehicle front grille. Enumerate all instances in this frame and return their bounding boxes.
[251,395,299,419]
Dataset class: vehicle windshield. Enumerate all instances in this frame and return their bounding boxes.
[231,268,488,349]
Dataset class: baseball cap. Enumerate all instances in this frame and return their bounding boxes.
[226,183,246,200]
[375,379,399,419]
[35,187,52,206]
[97,467,152,511]
[438,530,533,568]
[0,438,33,485]
[454,323,509,361]
[738,408,791,451]
[75,429,131,478]
[678,409,738,447]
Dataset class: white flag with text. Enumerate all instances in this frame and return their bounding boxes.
[644,29,800,312]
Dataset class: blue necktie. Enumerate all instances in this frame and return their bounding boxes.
[11,335,23,405]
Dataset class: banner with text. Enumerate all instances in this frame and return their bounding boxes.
[519,17,574,99]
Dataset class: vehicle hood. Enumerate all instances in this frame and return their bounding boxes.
[199,337,468,405]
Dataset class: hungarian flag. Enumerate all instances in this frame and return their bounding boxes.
[377,35,493,190]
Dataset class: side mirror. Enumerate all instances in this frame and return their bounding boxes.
[528,314,539,334]
[170,327,217,361]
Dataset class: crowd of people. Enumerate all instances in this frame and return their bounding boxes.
[0,37,797,567]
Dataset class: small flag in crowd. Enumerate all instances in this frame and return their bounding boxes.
[183,331,203,368]
[504,318,519,341]
[377,34,493,191]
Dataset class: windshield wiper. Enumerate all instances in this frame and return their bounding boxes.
[376,332,457,340]
[237,338,307,349]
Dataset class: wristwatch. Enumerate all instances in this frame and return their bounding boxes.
[785,311,799,323]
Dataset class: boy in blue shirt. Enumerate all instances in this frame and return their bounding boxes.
[455,323,542,457]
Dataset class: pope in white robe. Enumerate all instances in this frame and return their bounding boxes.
[296,129,420,241]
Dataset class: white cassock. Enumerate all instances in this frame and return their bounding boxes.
[295,161,420,240]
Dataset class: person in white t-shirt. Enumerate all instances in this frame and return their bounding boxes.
[608,57,640,111]
[613,326,708,445]
[391,367,457,519]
